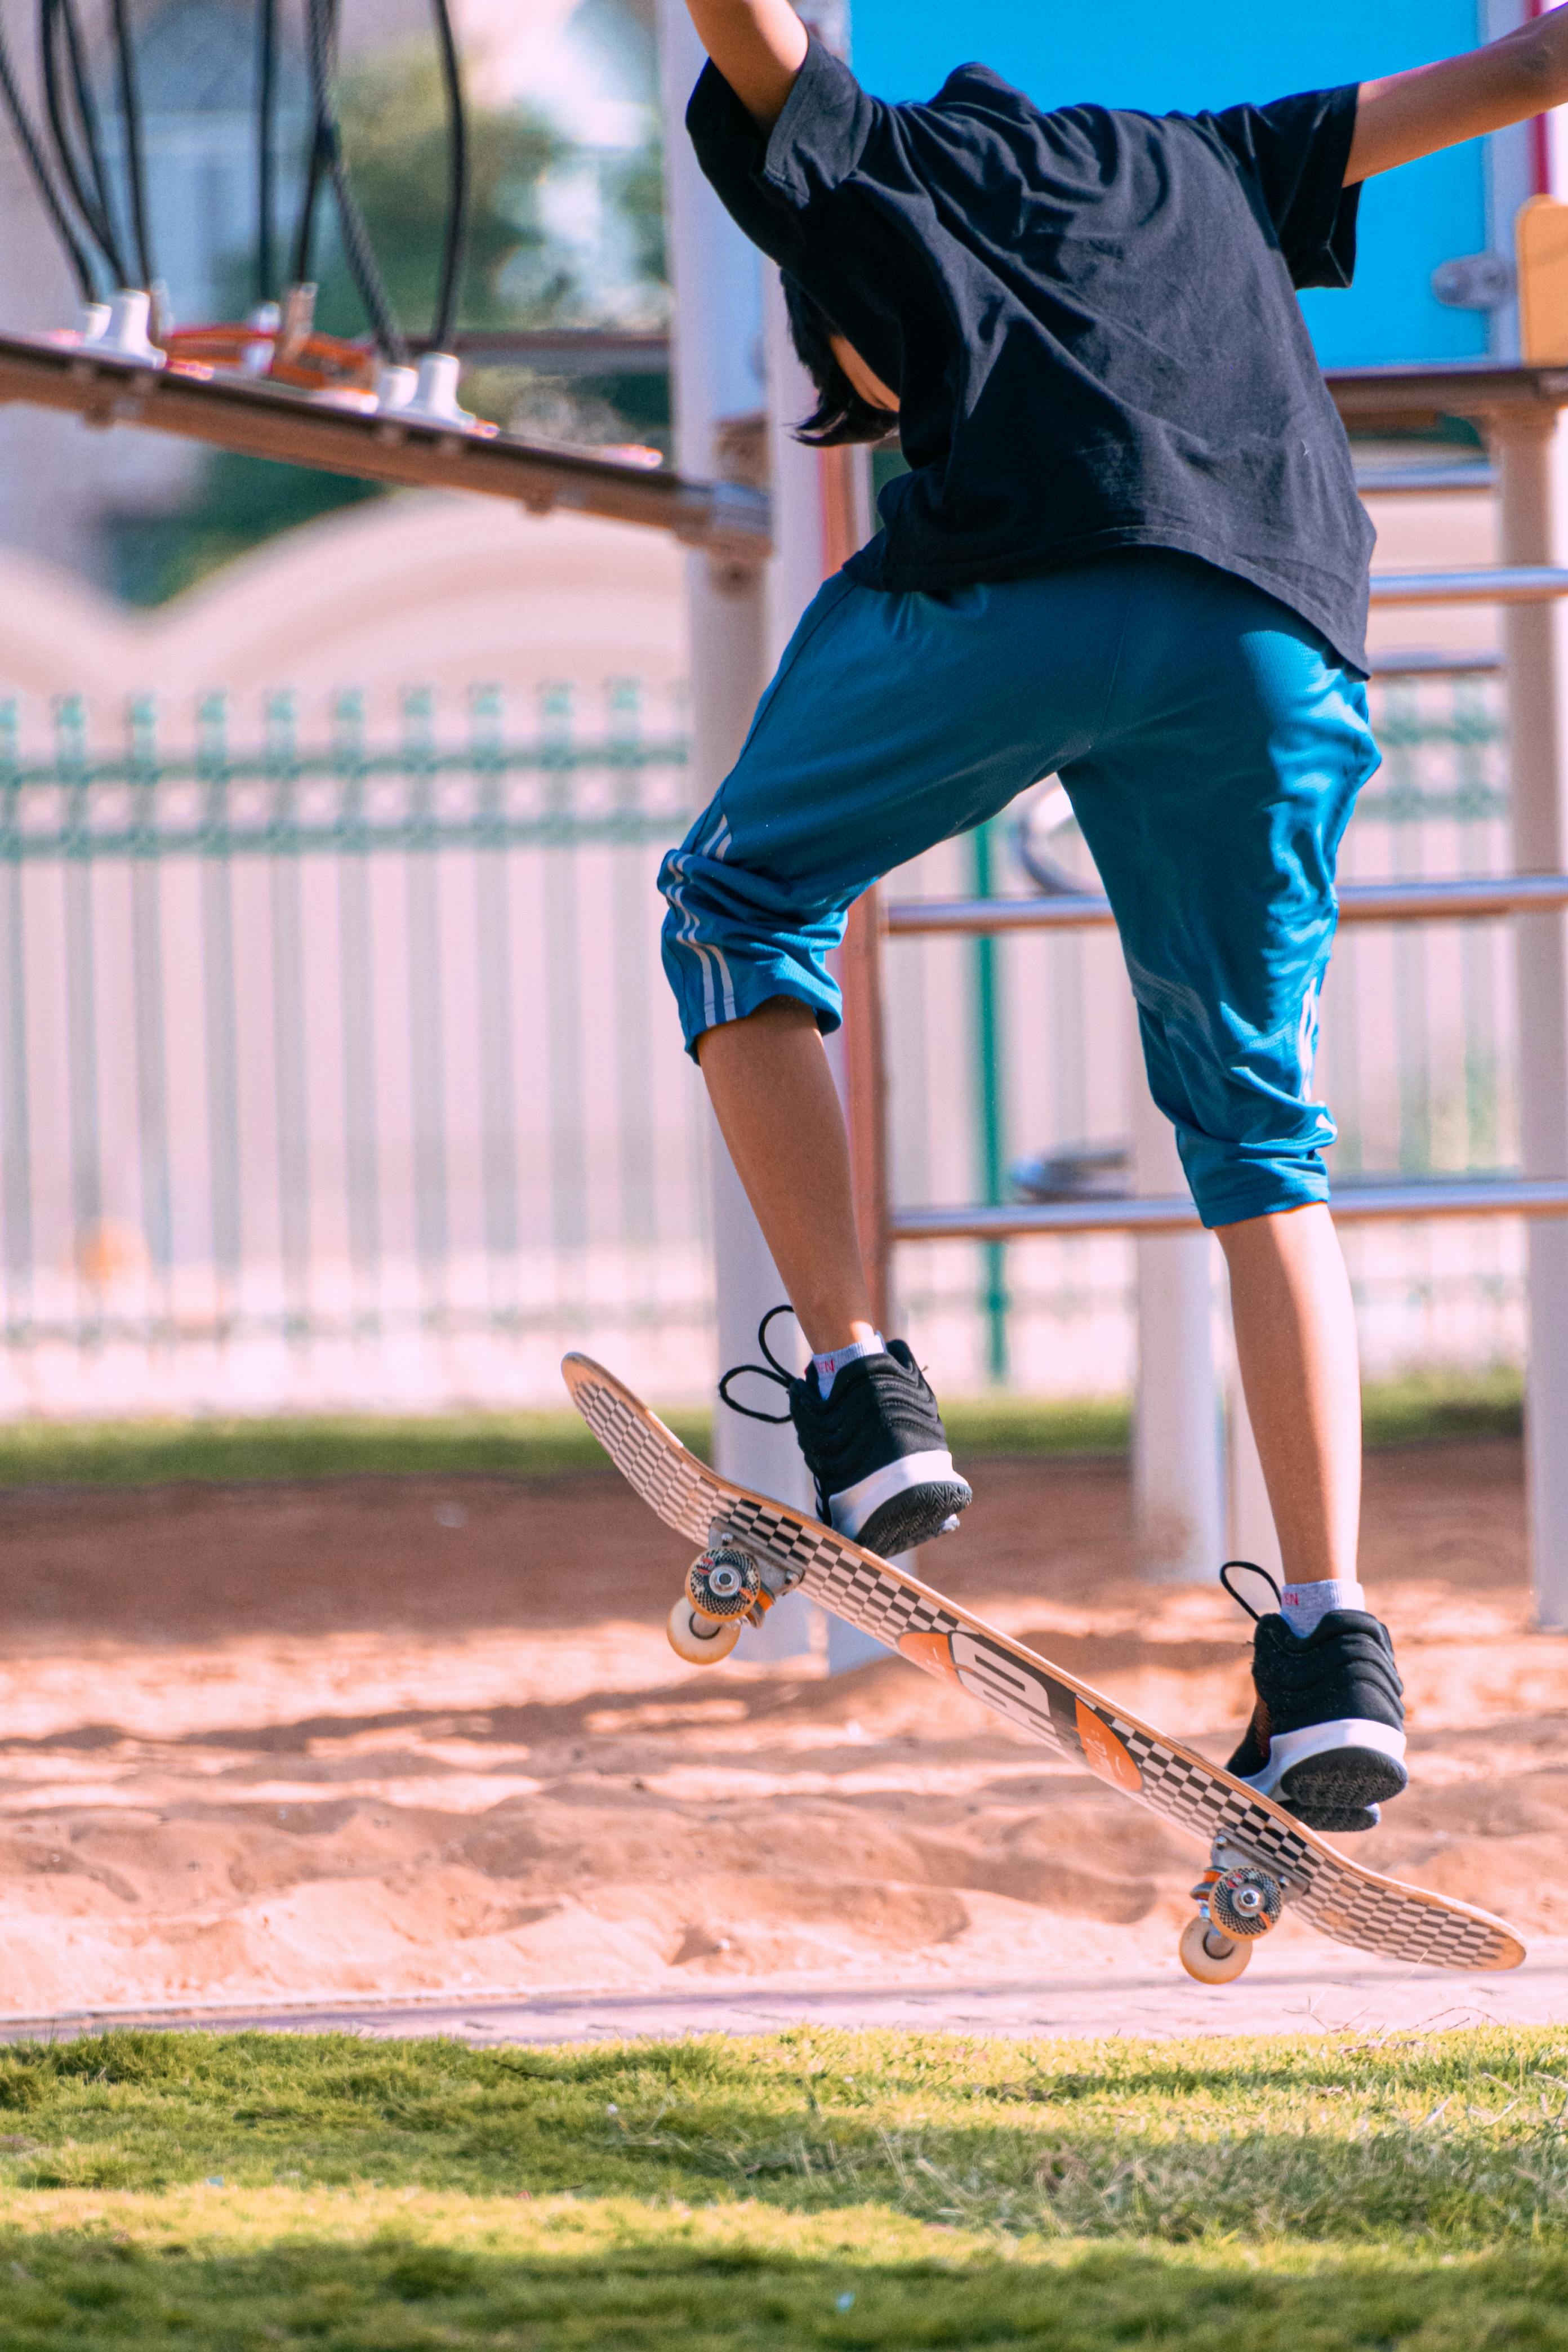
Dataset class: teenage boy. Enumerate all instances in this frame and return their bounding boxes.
[660,0,1568,1829]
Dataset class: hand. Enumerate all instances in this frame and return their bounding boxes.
[1347,3,1568,184]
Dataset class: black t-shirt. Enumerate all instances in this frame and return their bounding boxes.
[688,38,1375,671]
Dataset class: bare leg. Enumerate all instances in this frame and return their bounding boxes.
[1216,1204,1361,1585]
[696,996,876,1354]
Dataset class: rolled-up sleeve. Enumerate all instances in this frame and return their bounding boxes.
[686,35,880,266]
[1210,84,1362,290]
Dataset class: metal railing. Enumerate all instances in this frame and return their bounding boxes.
[888,873,1568,938]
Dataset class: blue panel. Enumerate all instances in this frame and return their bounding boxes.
[849,0,1489,366]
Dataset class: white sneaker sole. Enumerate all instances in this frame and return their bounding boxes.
[828,1448,961,1540]
[1235,1716,1407,1801]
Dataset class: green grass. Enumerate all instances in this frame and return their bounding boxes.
[0,2026,1565,2345]
[1357,1365,1524,1448]
[0,1409,710,1489]
[0,1370,1524,1492]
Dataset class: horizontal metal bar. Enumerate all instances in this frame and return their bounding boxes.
[892,1177,1568,1243]
[0,330,770,562]
[885,872,1568,938]
[410,328,670,376]
[1369,565,1568,605]
[1356,464,1496,496]
[1367,649,1502,675]
[1328,360,1568,431]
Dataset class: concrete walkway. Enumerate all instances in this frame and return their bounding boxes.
[5,1940,1567,2048]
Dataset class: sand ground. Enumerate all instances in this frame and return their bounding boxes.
[2,1440,1566,2021]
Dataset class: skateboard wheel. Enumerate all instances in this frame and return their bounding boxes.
[1178,1912,1253,1984]
[1208,1865,1282,1941]
[685,1545,761,1621]
[667,1597,742,1665]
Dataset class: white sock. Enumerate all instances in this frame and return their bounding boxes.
[1280,1578,1366,1637]
[813,1334,886,1399]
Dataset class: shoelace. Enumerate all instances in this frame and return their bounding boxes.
[1219,1560,1282,1622]
[717,1303,799,1426]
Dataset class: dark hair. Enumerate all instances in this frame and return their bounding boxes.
[782,274,898,448]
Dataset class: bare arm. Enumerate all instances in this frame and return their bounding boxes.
[684,0,808,131]
[1347,3,1568,184]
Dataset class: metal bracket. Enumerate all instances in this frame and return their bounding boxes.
[706,1519,803,1603]
[1197,1828,1300,1910]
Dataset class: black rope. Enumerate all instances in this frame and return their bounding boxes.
[58,0,124,263]
[255,0,277,302]
[429,0,467,348]
[288,3,328,295]
[39,0,125,282]
[300,0,405,362]
[109,0,153,286]
[0,10,96,299]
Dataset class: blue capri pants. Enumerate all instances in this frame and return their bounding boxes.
[658,548,1379,1228]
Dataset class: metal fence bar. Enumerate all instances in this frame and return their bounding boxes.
[1370,566,1568,604]
[59,701,104,1336]
[265,692,311,1347]
[403,689,452,1327]
[470,686,521,1325]
[1356,464,1496,495]
[886,872,1568,938]
[128,696,173,1297]
[893,1178,1568,1244]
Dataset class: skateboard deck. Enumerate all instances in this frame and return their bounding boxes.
[563,1353,1525,1980]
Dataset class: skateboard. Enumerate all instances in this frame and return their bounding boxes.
[563,1353,1526,1985]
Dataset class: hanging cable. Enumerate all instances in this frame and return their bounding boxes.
[109,0,153,287]
[39,0,126,282]
[255,0,277,303]
[299,0,405,363]
[0,11,96,300]
[429,0,467,349]
[58,0,125,263]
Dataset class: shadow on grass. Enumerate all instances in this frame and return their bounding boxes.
[2,2229,1567,2350]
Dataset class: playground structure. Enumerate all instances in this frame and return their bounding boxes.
[0,1,1567,1649]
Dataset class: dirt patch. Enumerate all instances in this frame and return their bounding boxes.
[1,1443,1564,2011]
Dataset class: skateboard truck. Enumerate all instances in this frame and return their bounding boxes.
[1180,1829,1294,1984]
[666,1525,803,1665]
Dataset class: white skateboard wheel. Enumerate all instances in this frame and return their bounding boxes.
[667,1597,742,1665]
[1178,1913,1252,1984]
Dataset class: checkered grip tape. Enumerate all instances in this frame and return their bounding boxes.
[566,1361,1521,1974]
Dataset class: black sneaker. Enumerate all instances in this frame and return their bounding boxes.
[1220,1562,1407,1833]
[719,1306,972,1555]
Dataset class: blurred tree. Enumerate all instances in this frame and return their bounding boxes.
[313,46,569,337]
[110,46,667,603]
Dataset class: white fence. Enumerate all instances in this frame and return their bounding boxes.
[0,670,1521,1417]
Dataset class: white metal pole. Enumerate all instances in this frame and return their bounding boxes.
[658,1,818,1662]
[1496,407,1568,1630]
[1128,999,1226,1582]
